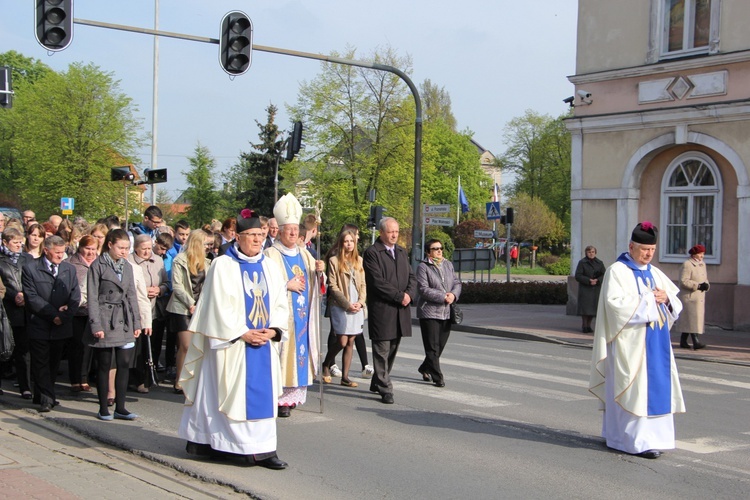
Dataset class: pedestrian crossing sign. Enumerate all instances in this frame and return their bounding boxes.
[486,202,502,220]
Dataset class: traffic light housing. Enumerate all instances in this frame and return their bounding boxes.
[219,11,253,76]
[506,207,514,225]
[111,166,134,182]
[35,0,73,52]
[0,67,12,109]
[286,121,303,161]
[368,205,386,228]
[145,168,167,184]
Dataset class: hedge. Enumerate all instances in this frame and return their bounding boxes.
[459,281,567,305]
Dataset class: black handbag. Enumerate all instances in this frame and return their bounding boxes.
[0,301,14,362]
[450,303,463,325]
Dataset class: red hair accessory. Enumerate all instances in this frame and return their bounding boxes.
[240,209,254,219]
[640,221,654,231]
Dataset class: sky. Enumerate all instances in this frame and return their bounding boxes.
[1,0,579,202]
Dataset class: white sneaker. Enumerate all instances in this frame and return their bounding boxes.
[330,364,342,378]
[361,364,374,379]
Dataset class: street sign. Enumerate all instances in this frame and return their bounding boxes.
[60,197,75,211]
[474,230,495,239]
[424,216,454,227]
[486,201,502,220]
[424,204,451,214]
[62,209,73,215]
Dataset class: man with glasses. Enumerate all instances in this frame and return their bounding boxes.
[22,210,36,230]
[179,210,290,470]
[130,205,164,243]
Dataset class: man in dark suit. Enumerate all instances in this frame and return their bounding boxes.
[23,235,80,412]
[363,217,417,404]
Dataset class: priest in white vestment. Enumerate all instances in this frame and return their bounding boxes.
[589,221,685,459]
[178,210,290,470]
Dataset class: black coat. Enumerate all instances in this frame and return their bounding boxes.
[0,252,29,327]
[22,257,80,340]
[575,257,605,316]
[363,239,417,341]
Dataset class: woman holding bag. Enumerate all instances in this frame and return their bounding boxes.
[416,238,461,388]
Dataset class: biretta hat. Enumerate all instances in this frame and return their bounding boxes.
[273,193,303,226]
[631,221,658,245]
[236,209,262,233]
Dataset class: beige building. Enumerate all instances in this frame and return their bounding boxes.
[566,0,750,328]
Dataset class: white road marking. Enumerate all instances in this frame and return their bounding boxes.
[395,383,519,408]
[677,437,750,454]
[679,373,750,391]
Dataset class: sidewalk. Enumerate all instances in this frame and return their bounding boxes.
[0,406,245,499]
[428,303,750,367]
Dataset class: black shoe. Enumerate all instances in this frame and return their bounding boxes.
[433,381,445,387]
[691,334,707,350]
[278,406,291,418]
[680,333,690,348]
[256,456,288,470]
[39,403,52,413]
[186,441,214,456]
[636,450,662,459]
[381,393,394,404]
[369,386,379,394]
[419,370,431,382]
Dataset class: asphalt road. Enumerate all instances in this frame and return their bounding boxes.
[4,326,750,499]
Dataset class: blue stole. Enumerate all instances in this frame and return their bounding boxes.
[617,253,671,415]
[226,244,274,420]
[282,252,310,386]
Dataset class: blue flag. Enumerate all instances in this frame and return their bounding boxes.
[459,186,469,213]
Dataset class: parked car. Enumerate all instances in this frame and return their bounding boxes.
[0,206,22,223]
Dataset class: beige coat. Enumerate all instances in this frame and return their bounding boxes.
[327,255,366,310]
[674,257,709,334]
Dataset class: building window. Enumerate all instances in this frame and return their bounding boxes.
[660,152,722,264]
[648,0,720,61]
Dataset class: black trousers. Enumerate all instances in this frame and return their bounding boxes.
[68,316,91,385]
[370,337,401,395]
[29,338,68,405]
[11,325,31,393]
[418,318,451,384]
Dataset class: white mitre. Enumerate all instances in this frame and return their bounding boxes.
[273,193,303,226]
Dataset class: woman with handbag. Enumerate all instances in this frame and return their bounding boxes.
[416,239,461,387]
[321,230,366,388]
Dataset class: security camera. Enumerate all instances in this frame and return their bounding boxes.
[563,96,575,106]
[577,90,592,99]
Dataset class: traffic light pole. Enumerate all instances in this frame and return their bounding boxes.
[73,17,423,269]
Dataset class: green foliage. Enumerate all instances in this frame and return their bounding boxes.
[506,192,565,245]
[229,104,284,217]
[459,281,566,304]
[7,60,141,219]
[544,256,571,276]
[501,110,571,232]
[184,144,221,228]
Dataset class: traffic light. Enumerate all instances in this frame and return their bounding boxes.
[506,207,514,225]
[219,11,253,75]
[0,67,12,109]
[145,168,167,184]
[286,121,303,161]
[111,166,134,182]
[35,0,73,52]
[368,205,386,228]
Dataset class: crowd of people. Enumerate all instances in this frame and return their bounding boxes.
[1,204,705,466]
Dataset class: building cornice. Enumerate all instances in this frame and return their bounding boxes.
[568,49,750,85]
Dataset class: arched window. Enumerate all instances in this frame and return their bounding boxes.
[660,152,722,264]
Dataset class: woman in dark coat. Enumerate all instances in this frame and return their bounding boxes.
[416,239,461,387]
[0,227,31,398]
[85,229,142,421]
[575,245,605,333]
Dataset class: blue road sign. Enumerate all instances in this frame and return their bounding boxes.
[60,197,75,211]
[486,201,501,220]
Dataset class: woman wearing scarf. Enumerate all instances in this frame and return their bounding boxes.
[85,229,142,421]
[675,244,710,350]
[67,235,99,393]
[0,227,32,399]
[416,238,461,387]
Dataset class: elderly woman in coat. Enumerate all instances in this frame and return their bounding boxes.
[575,246,605,333]
[85,229,142,421]
[675,244,710,350]
[416,238,461,387]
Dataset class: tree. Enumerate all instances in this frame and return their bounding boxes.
[229,104,284,217]
[500,110,571,230]
[287,46,414,238]
[420,79,457,130]
[183,144,221,228]
[8,61,141,219]
[506,192,565,245]
[453,219,491,249]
